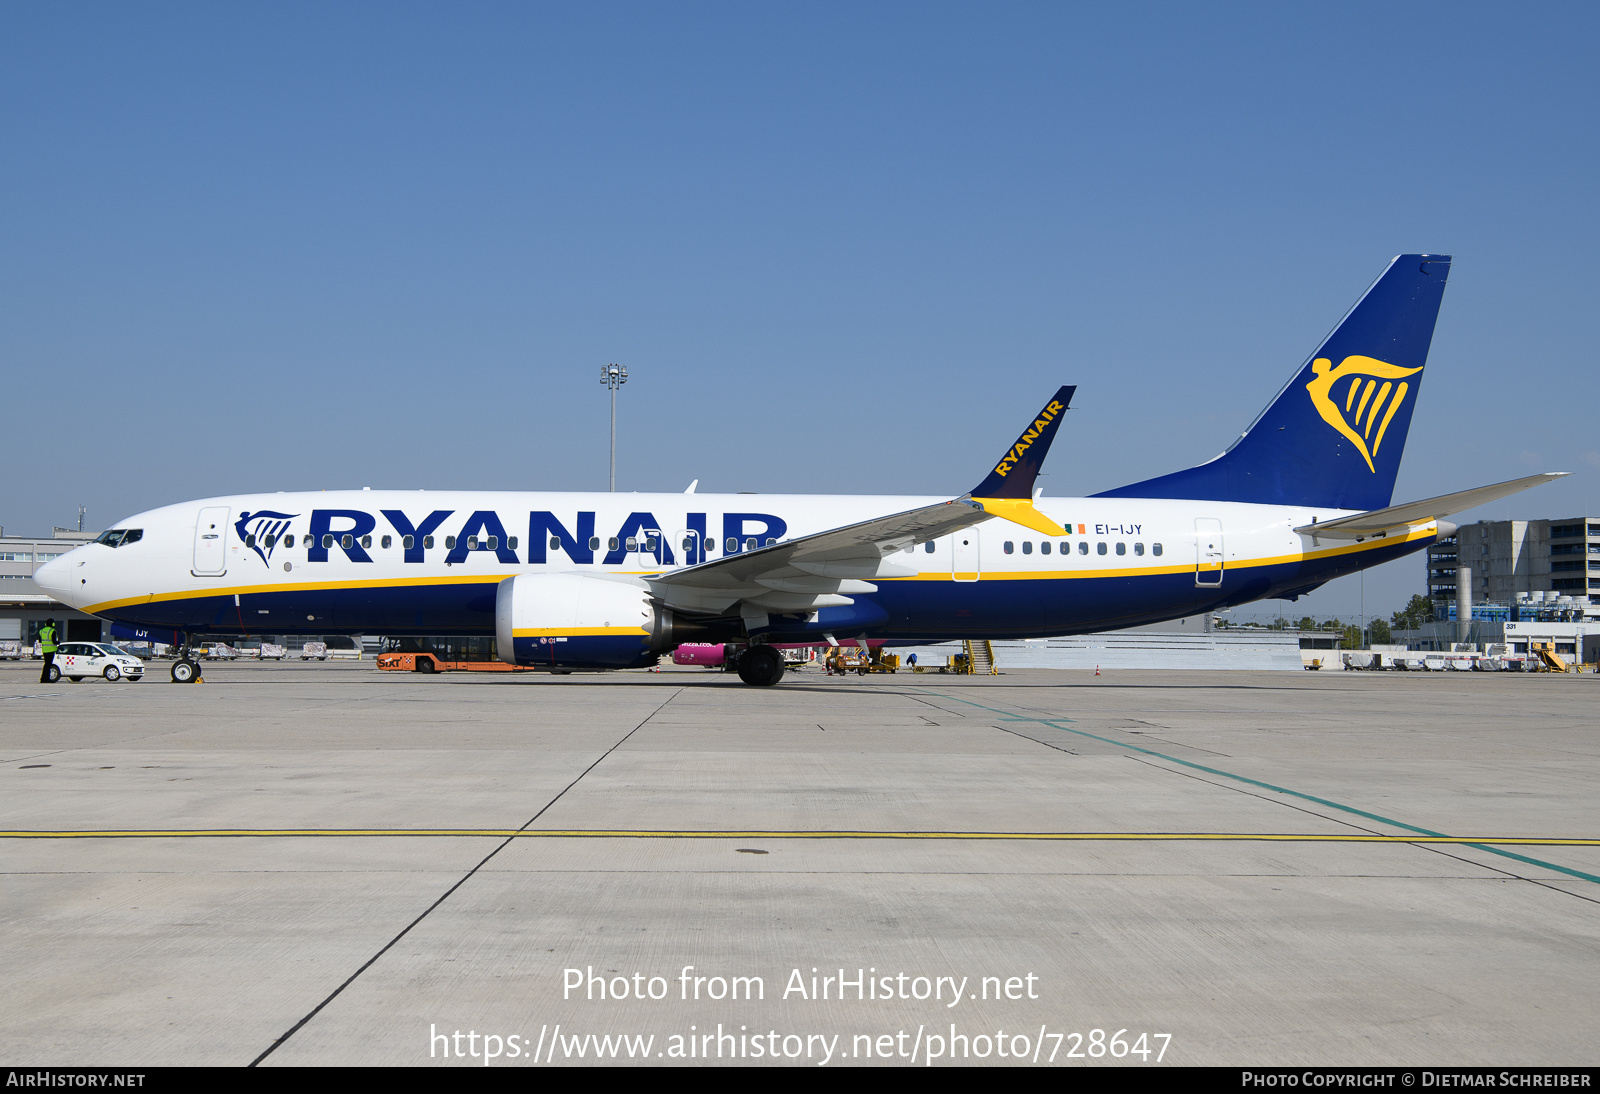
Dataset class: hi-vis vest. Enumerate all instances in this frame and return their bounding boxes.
[39,625,57,653]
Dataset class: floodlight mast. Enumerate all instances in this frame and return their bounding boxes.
[600,363,628,491]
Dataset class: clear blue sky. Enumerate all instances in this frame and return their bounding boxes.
[4,2,1596,621]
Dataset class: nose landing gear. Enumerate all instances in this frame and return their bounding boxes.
[171,633,202,683]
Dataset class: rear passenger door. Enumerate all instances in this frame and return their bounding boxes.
[1194,518,1224,587]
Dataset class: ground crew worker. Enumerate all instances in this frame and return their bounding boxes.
[38,618,58,683]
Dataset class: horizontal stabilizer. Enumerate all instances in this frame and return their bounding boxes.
[1294,472,1569,539]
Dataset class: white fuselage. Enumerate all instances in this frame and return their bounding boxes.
[34,489,1435,642]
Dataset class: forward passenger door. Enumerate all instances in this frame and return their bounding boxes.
[193,507,230,576]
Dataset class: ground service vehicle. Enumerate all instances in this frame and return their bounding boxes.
[46,642,145,682]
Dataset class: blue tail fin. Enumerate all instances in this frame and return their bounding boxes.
[1095,254,1451,511]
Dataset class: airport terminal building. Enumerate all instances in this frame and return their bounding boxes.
[1428,517,1600,609]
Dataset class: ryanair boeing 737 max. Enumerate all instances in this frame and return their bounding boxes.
[34,255,1566,684]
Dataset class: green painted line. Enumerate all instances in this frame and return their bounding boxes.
[932,691,1600,886]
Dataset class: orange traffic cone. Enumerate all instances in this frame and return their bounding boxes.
[1094,665,1100,676]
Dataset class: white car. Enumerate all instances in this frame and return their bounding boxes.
[48,642,145,682]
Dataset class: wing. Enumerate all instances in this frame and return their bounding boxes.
[648,385,1076,620]
[648,497,994,616]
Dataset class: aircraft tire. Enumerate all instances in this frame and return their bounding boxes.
[171,660,198,684]
[736,645,785,687]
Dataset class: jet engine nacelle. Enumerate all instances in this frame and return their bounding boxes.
[496,573,684,670]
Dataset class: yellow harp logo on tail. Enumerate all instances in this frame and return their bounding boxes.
[1305,355,1423,473]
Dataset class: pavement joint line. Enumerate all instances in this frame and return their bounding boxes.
[3,829,1600,844]
[248,686,683,1067]
[927,690,1600,887]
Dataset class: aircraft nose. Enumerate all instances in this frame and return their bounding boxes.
[32,552,77,604]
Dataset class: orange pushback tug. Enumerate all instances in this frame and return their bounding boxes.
[376,651,535,673]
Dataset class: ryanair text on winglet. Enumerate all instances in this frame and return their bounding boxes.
[991,400,1066,478]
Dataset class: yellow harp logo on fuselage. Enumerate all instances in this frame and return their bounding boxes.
[1305,355,1422,473]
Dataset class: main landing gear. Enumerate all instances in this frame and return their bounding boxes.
[171,633,202,684]
[734,644,785,687]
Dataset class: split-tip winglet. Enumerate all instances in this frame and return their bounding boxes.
[963,385,1075,536]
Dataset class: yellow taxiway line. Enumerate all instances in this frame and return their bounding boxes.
[3,829,1599,844]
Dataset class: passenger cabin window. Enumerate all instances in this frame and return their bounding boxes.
[1003,541,1014,555]
[323,535,334,549]
[402,535,414,550]
[1040,541,1050,555]
[683,535,696,551]
[245,534,256,547]
[1134,542,1144,556]
[1097,542,1107,555]
[1059,542,1069,554]
[608,538,620,552]
[550,536,561,550]
[625,537,638,552]
[423,536,434,549]
[264,535,276,548]
[381,535,392,549]
[342,535,354,550]
[361,535,372,549]
[1078,541,1088,555]
[1022,541,1033,555]
[284,535,295,548]
[924,541,935,553]
[746,537,758,551]
[467,536,479,550]
[1116,542,1126,555]
[589,537,601,551]
[488,536,499,550]
[445,536,456,549]
[508,537,518,550]
[1152,543,1163,556]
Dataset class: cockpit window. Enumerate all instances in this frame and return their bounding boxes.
[94,529,143,548]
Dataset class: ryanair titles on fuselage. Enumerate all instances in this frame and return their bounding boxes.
[235,505,796,569]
